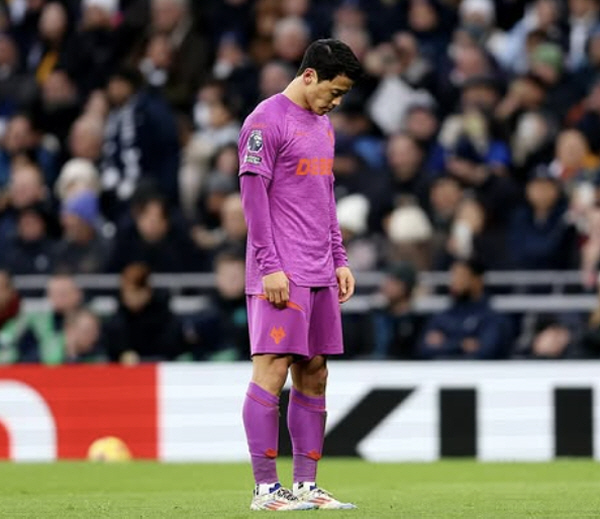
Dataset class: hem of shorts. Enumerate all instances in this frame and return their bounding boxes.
[245,281,337,295]
[250,348,344,357]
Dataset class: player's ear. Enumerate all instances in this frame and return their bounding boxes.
[302,68,317,85]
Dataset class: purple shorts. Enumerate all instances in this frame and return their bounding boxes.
[246,281,344,358]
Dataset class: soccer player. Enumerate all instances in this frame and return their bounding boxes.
[238,39,362,511]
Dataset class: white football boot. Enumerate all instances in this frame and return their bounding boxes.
[293,482,357,510]
[250,482,316,511]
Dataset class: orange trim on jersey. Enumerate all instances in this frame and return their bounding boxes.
[256,294,304,312]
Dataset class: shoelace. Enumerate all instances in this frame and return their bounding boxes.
[309,487,333,498]
[273,487,300,501]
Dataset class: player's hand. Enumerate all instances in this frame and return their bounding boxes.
[262,271,289,309]
[336,266,355,303]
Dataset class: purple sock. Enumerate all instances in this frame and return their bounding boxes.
[287,387,326,483]
[243,382,280,484]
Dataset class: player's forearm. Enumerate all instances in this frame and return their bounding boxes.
[240,173,283,275]
[328,184,349,268]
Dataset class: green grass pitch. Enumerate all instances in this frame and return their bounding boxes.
[1,459,600,518]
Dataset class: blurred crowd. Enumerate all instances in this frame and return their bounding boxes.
[2,0,600,362]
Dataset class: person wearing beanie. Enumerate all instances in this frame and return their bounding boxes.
[52,190,112,273]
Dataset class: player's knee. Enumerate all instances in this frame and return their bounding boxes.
[303,364,328,395]
[252,355,292,394]
[315,364,328,392]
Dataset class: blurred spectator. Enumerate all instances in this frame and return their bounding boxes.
[330,99,384,171]
[25,1,72,83]
[407,0,450,67]
[53,189,112,274]
[143,0,209,112]
[417,258,509,359]
[3,203,56,274]
[0,161,57,248]
[258,59,295,101]
[384,202,434,270]
[435,106,518,228]
[507,167,578,270]
[457,0,506,62]
[436,41,495,115]
[527,42,580,121]
[207,0,254,45]
[188,248,249,360]
[428,176,465,261]
[565,0,599,72]
[67,115,104,163]
[192,192,247,265]
[381,133,431,213]
[109,187,201,272]
[6,273,83,364]
[211,32,258,116]
[366,41,435,135]
[436,197,508,270]
[9,0,49,67]
[393,30,437,95]
[435,107,510,180]
[0,33,37,129]
[548,128,600,192]
[511,110,557,182]
[403,102,441,167]
[182,83,241,213]
[0,113,58,188]
[370,261,424,359]
[248,0,282,66]
[499,0,563,74]
[570,26,600,100]
[192,158,239,231]
[514,311,585,359]
[137,32,174,94]
[54,158,101,201]
[63,306,106,363]
[104,262,185,363]
[31,68,81,156]
[336,193,380,272]
[191,92,240,152]
[82,88,110,121]
[496,73,549,129]
[63,0,120,97]
[99,67,180,219]
[272,16,310,67]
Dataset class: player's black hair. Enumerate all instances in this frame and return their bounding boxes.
[297,39,362,83]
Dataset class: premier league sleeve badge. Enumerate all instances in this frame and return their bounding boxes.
[247,130,263,153]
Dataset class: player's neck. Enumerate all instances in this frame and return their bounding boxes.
[282,77,311,112]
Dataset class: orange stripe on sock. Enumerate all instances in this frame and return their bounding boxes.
[247,392,278,408]
[307,450,322,461]
[291,394,325,411]
[265,448,278,458]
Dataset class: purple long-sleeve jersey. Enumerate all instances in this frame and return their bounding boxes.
[238,93,348,294]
